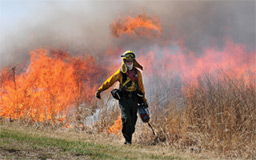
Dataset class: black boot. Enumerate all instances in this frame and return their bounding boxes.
[125,136,132,144]
[124,134,132,144]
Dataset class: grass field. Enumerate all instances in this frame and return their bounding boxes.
[0,122,191,160]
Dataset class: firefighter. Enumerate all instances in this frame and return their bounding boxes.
[95,50,147,144]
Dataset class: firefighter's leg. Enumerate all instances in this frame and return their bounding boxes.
[119,97,133,143]
[129,94,138,143]
[130,107,138,134]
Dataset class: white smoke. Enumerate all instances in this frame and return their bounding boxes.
[0,1,255,68]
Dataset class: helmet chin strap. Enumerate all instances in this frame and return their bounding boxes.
[126,63,133,70]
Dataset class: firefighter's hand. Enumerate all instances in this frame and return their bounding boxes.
[95,91,101,99]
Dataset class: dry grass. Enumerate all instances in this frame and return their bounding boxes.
[139,72,256,159]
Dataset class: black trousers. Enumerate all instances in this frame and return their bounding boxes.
[119,92,138,143]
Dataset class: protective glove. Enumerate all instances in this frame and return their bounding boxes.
[95,90,101,99]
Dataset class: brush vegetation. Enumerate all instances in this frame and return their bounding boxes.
[139,72,256,159]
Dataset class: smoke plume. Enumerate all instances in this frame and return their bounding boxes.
[0,1,255,68]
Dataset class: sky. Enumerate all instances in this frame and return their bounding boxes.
[0,0,255,68]
[1,1,46,35]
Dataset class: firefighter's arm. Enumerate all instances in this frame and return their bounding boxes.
[137,70,147,102]
[97,70,121,93]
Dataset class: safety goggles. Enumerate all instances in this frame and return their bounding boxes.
[121,52,135,59]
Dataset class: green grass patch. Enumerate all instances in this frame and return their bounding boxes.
[0,127,180,160]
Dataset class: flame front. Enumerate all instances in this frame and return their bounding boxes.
[0,49,103,122]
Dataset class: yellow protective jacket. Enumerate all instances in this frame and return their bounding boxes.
[97,69,147,102]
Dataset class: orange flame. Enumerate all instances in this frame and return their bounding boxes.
[0,48,103,122]
[107,115,122,134]
[110,12,162,37]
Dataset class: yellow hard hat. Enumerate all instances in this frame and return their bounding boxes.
[121,50,136,59]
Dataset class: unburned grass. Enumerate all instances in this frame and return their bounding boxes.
[0,125,181,160]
